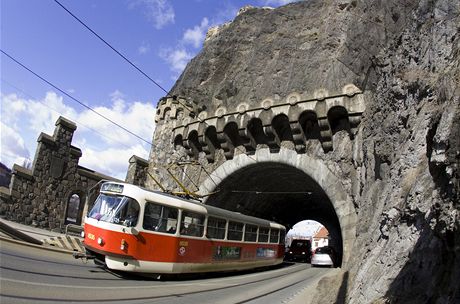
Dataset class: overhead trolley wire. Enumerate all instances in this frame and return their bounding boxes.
[0,49,154,147]
[53,0,170,96]
[51,0,285,190]
[53,0,259,166]
[231,190,312,195]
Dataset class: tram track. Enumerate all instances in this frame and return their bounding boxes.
[2,248,303,284]
[1,238,332,303]
[1,251,95,269]
[0,265,123,281]
[1,264,327,303]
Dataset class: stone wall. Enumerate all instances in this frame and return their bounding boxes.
[125,155,149,186]
[0,116,147,231]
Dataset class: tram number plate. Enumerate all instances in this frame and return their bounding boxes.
[87,233,95,240]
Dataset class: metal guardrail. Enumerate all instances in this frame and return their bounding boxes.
[65,224,84,237]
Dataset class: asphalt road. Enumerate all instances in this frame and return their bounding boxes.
[0,239,332,304]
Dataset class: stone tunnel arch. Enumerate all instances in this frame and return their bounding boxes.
[199,148,357,267]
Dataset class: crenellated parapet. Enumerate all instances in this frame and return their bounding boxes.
[155,96,198,124]
[155,84,365,163]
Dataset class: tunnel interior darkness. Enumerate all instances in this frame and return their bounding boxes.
[205,162,343,266]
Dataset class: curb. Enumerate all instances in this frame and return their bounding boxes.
[0,220,43,245]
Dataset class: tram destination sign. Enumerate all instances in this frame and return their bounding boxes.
[101,183,124,194]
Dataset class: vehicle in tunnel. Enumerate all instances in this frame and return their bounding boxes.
[285,239,312,262]
[311,246,335,267]
[78,182,286,275]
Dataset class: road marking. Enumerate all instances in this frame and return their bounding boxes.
[41,235,85,252]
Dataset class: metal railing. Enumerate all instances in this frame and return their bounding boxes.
[65,224,83,237]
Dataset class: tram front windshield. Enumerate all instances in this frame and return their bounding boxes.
[88,193,140,227]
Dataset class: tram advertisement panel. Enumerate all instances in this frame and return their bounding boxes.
[256,247,276,258]
[213,246,241,260]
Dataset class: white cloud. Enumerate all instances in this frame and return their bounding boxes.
[133,0,175,29]
[138,41,150,54]
[0,90,156,180]
[77,92,156,147]
[25,92,78,134]
[160,47,194,74]
[7,96,26,113]
[79,144,149,180]
[183,17,209,48]
[0,121,30,168]
[159,6,235,75]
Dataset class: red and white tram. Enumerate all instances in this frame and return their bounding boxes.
[81,182,286,274]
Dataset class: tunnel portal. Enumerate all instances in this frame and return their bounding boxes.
[201,149,356,267]
[205,162,343,266]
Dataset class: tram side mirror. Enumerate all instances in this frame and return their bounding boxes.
[129,227,139,236]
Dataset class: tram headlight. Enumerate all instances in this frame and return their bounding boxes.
[97,237,104,246]
[80,231,85,238]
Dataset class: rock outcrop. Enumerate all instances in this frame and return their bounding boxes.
[156,0,459,302]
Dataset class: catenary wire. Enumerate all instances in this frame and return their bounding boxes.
[0,49,154,147]
[231,190,312,194]
[52,0,258,165]
[53,0,170,96]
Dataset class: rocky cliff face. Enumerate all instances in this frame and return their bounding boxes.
[347,1,459,302]
[166,0,459,302]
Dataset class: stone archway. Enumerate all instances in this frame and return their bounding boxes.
[64,190,86,226]
[199,148,357,267]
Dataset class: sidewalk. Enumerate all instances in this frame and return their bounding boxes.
[0,218,85,252]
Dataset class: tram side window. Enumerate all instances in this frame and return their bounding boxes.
[143,202,178,234]
[244,224,258,242]
[228,221,244,241]
[279,229,286,244]
[270,229,280,243]
[180,211,205,237]
[258,227,269,243]
[207,217,226,239]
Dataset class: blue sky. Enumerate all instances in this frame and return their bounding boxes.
[1,0,298,180]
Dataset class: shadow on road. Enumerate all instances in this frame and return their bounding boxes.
[335,270,349,304]
[97,261,300,282]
